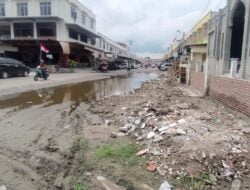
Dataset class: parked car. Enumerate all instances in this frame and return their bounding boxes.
[117,62,128,70]
[0,58,30,79]
[158,62,173,71]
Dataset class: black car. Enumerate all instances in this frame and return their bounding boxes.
[0,58,30,79]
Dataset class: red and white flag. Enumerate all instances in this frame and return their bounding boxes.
[40,45,49,53]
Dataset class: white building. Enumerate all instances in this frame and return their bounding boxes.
[95,33,130,60]
[0,0,100,67]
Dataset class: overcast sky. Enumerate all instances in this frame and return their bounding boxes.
[80,0,226,58]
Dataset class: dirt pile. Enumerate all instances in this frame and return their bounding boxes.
[91,75,250,189]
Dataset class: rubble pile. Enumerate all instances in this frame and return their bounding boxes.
[91,76,250,189]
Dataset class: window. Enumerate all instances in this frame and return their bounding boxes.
[81,12,86,25]
[69,28,78,40]
[17,2,28,16]
[90,18,95,29]
[80,34,87,43]
[14,23,33,37]
[0,3,5,16]
[40,2,51,16]
[71,6,77,20]
[37,22,56,37]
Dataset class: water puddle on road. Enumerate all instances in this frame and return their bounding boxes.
[0,72,159,110]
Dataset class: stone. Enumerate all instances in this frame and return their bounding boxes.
[158,123,178,132]
[97,176,126,190]
[0,186,7,190]
[141,123,146,129]
[159,180,172,190]
[136,136,144,141]
[202,152,206,159]
[177,103,191,110]
[157,167,167,176]
[178,118,186,124]
[128,125,137,134]
[111,132,117,138]
[136,148,149,156]
[147,132,155,139]
[147,161,157,172]
[134,119,141,126]
[153,135,164,143]
[105,120,112,126]
[137,184,154,190]
[119,126,129,133]
[231,179,241,190]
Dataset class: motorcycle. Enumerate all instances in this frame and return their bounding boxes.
[34,67,49,81]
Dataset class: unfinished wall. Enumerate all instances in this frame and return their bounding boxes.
[190,71,205,92]
[209,76,250,116]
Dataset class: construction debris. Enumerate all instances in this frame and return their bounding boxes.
[91,75,250,189]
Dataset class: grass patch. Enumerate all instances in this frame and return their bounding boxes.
[70,138,90,190]
[175,172,211,190]
[95,143,140,167]
[73,182,88,190]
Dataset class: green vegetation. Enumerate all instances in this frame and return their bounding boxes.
[69,60,78,72]
[73,182,88,190]
[175,172,211,190]
[95,143,140,166]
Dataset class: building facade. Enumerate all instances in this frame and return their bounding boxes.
[96,33,130,60]
[0,0,100,67]
[207,0,250,79]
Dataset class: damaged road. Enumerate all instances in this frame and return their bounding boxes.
[0,72,249,190]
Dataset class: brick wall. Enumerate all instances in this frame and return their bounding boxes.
[190,72,205,92]
[209,76,250,116]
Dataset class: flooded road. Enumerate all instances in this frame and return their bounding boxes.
[0,72,159,110]
[0,71,159,190]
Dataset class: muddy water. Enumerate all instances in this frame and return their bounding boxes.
[0,72,159,110]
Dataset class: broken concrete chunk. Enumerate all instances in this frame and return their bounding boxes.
[119,126,130,133]
[0,186,7,190]
[177,103,192,110]
[147,161,157,172]
[105,120,113,126]
[231,179,241,190]
[178,118,186,124]
[134,119,141,126]
[111,132,125,138]
[147,131,155,139]
[128,125,137,134]
[153,135,164,143]
[159,180,172,190]
[141,123,146,129]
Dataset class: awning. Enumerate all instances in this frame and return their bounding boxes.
[60,42,70,54]
[191,45,207,54]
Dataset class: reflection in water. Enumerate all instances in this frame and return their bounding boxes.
[0,72,159,110]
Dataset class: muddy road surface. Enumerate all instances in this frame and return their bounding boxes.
[0,72,159,190]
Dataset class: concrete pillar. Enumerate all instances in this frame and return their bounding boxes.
[10,22,14,39]
[230,58,238,78]
[221,5,232,75]
[33,22,37,39]
[239,0,250,79]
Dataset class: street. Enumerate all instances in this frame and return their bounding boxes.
[0,69,148,98]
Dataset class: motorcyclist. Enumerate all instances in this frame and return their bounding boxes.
[36,61,47,78]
